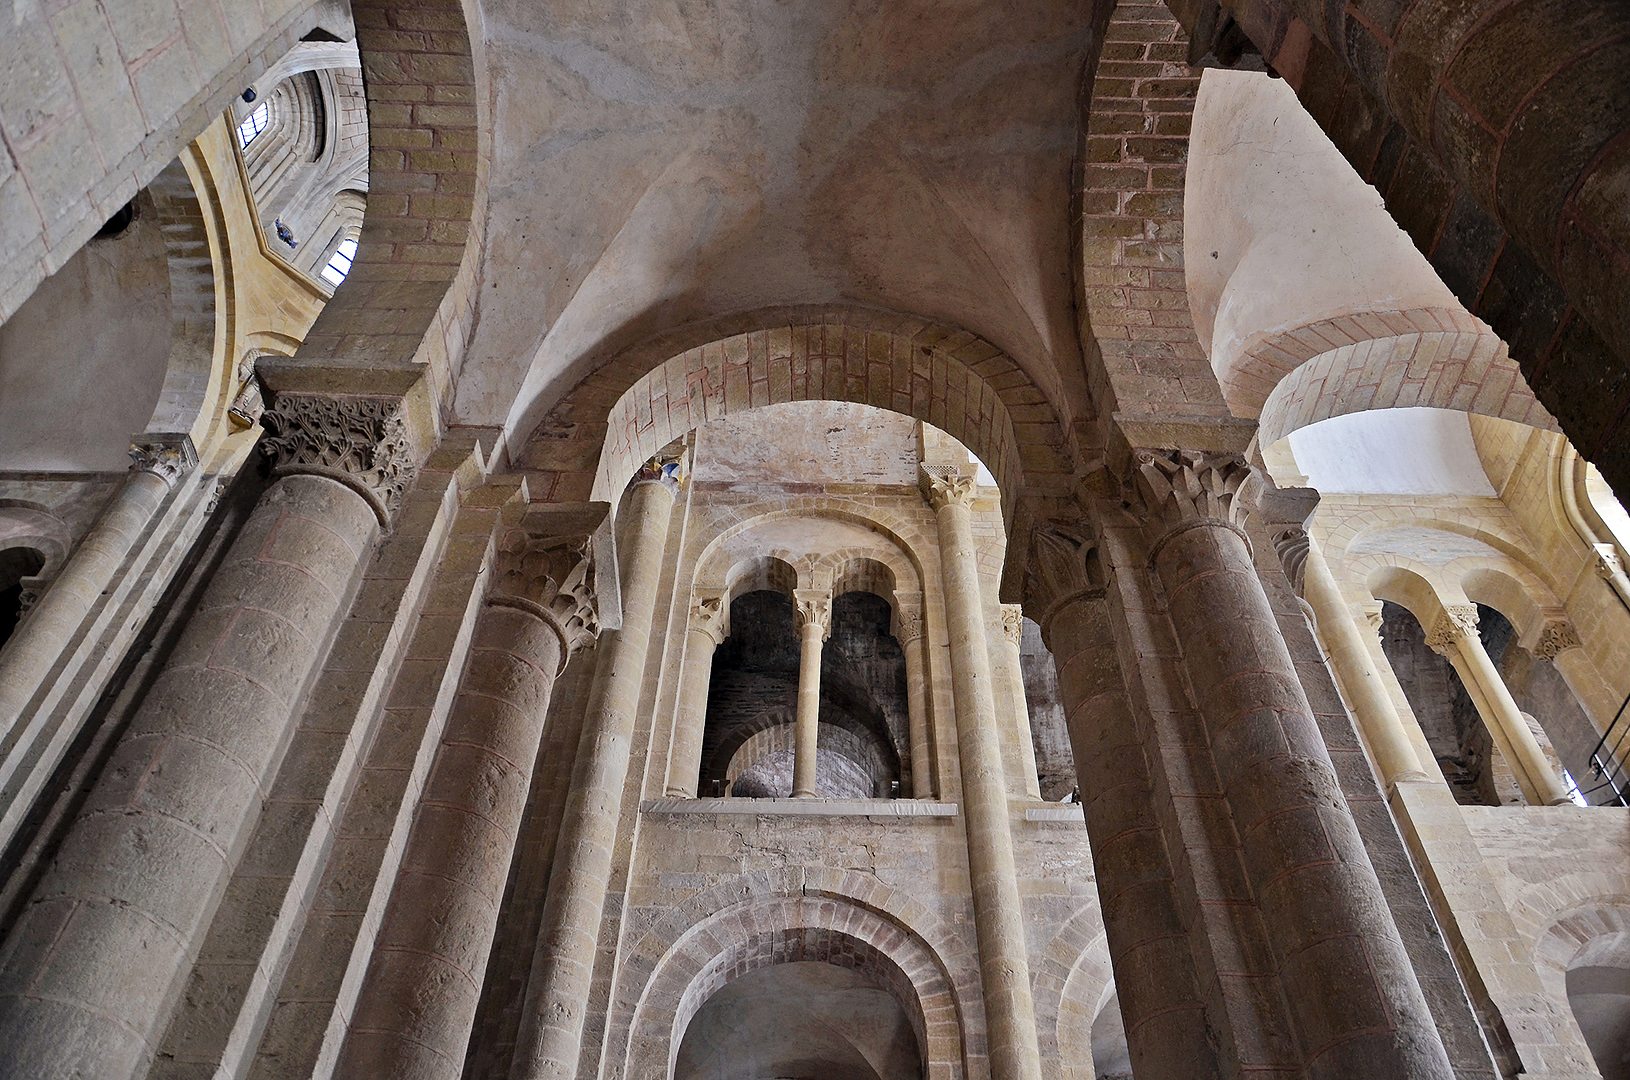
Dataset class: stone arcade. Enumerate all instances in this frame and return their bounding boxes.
[0,0,1627,1078]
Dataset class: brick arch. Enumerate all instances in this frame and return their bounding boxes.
[610,876,980,1080]
[514,306,1079,521]
[293,0,483,386]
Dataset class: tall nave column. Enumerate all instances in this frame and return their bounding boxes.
[893,592,933,798]
[337,511,604,1079]
[1131,450,1455,1079]
[0,393,415,1080]
[510,470,676,1080]
[791,588,832,798]
[1426,604,1571,806]
[0,434,195,738]
[664,590,727,797]
[919,465,1043,1080]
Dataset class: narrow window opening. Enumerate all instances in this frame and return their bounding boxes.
[320,236,358,286]
[237,101,270,148]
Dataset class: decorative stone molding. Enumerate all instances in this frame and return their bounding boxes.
[1270,525,1311,595]
[260,393,416,525]
[1025,521,1103,628]
[1000,604,1024,646]
[1426,605,1480,656]
[128,433,198,488]
[918,464,977,511]
[1533,618,1582,661]
[893,594,925,645]
[1129,449,1254,559]
[691,590,729,646]
[493,531,601,664]
[793,589,833,640]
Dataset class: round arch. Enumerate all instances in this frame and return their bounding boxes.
[620,891,970,1080]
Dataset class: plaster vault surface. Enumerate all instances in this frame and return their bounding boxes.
[456,0,1097,444]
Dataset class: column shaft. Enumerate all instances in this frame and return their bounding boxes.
[0,473,380,1080]
[1438,620,1569,806]
[337,602,565,1079]
[1151,516,1454,1080]
[922,468,1043,1080]
[509,479,675,1080]
[1302,538,1429,788]
[0,469,170,737]
[665,610,723,797]
[792,618,824,798]
[897,611,932,799]
[1043,591,1222,1079]
[999,605,1040,799]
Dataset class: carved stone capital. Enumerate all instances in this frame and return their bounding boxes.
[893,593,925,646]
[494,528,601,665]
[1533,618,1582,661]
[794,589,833,640]
[1001,603,1025,647]
[1426,604,1480,656]
[633,452,685,492]
[1025,521,1103,626]
[919,464,978,511]
[1270,525,1311,595]
[1361,603,1385,637]
[128,433,198,488]
[1595,543,1625,580]
[260,393,416,525]
[1129,450,1253,552]
[691,590,729,646]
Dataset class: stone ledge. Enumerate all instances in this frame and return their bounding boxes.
[640,798,958,818]
[1024,805,1086,823]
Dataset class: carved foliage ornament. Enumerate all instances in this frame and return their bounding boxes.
[129,433,198,488]
[1001,604,1025,646]
[1271,525,1311,596]
[495,530,600,659]
[1131,449,1252,532]
[691,592,728,646]
[1026,522,1102,621]
[1533,618,1582,661]
[1425,604,1479,656]
[919,465,978,511]
[260,394,416,525]
[794,590,833,639]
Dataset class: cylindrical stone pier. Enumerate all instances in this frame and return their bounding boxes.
[920,466,1043,1080]
[0,437,192,741]
[664,592,726,798]
[1145,470,1455,1079]
[0,471,382,1080]
[1302,538,1430,789]
[894,595,932,799]
[509,476,675,1080]
[1040,583,1222,1080]
[336,599,572,1079]
[791,589,830,799]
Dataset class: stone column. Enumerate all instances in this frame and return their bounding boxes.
[1426,604,1571,806]
[1028,521,1224,1079]
[509,472,677,1080]
[791,588,831,799]
[0,434,195,738]
[919,465,1043,1080]
[0,394,414,1080]
[1300,536,1433,789]
[664,589,727,798]
[893,593,932,799]
[337,511,604,1080]
[1132,449,1455,1080]
[999,603,1040,798]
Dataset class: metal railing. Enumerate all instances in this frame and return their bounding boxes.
[1576,688,1630,806]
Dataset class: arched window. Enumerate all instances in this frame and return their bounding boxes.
[319,235,358,286]
[236,101,270,148]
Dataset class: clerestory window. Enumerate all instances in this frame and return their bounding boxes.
[319,236,358,286]
[237,101,270,148]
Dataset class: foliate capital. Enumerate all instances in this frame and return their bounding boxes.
[1426,604,1479,656]
[1595,543,1624,581]
[691,591,729,646]
[259,393,416,525]
[1129,449,1252,533]
[919,465,978,511]
[494,529,600,662]
[1270,525,1311,596]
[893,593,925,645]
[1025,521,1103,627]
[794,589,833,640]
[129,433,198,488]
[1001,604,1025,647]
[1533,618,1582,661]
